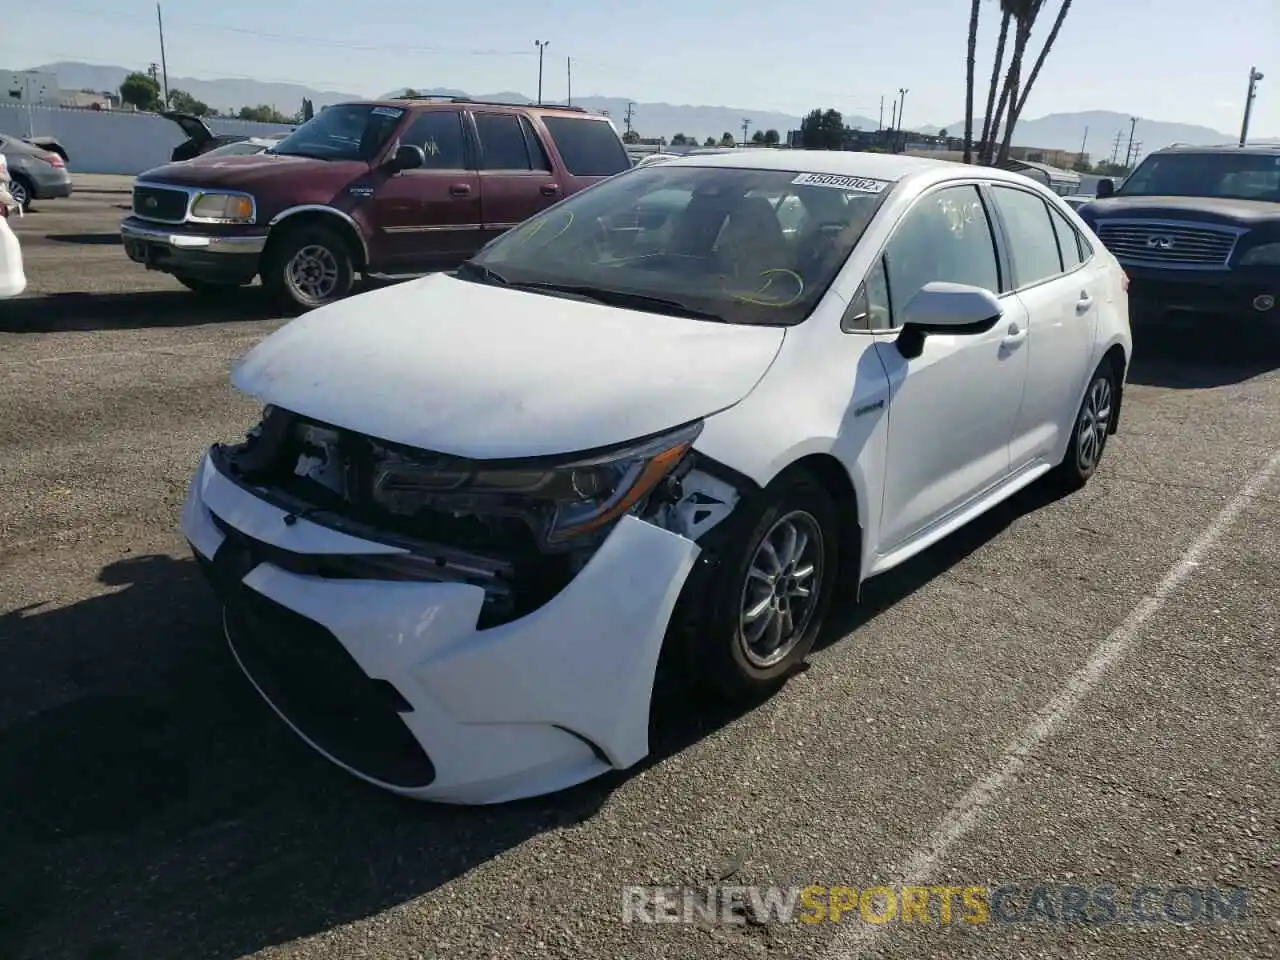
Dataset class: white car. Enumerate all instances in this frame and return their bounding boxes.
[0,154,26,298]
[180,151,1132,804]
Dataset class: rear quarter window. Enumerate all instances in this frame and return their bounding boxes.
[540,116,630,177]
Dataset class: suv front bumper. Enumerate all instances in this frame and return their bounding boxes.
[181,449,700,804]
[121,217,266,284]
[1123,263,1280,320]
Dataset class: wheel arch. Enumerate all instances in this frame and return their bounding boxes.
[266,205,369,272]
[764,452,864,586]
[1100,342,1127,435]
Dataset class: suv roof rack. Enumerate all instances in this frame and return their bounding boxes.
[394,94,587,112]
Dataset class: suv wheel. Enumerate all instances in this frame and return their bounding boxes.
[262,225,355,312]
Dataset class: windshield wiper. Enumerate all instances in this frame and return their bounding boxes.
[456,261,510,285]
[505,282,726,321]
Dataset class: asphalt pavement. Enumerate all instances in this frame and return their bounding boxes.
[1,190,1277,960]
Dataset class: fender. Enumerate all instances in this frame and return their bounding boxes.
[268,204,370,268]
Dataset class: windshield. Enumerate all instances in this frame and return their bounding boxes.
[1117,152,1280,202]
[466,164,892,326]
[269,104,405,162]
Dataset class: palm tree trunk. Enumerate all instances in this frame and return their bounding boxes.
[963,0,982,163]
[978,10,1011,164]
[1013,0,1073,120]
[994,21,1031,165]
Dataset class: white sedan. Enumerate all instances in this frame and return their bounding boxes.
[181,150,1132,804]
[0,154,26,298]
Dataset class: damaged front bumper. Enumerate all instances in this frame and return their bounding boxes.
[182,448,702,803]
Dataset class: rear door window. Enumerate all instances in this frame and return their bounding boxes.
[540,116,630,176]
[1047,204,1083,271]
[989,185,1064,287]
[474,113,534,171]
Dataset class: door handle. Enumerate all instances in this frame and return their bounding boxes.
[1001,322,1028,347]
[1076,291,1093,312]
[540,184,560,197]
[448,184,471,197]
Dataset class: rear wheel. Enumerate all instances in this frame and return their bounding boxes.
[261,225,355,312]
[1051,359,1119,491]
[7,175,32,212]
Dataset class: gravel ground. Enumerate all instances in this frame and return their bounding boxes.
[1,191,1277,960]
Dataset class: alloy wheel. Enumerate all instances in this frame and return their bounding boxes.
[739,509,825,668]
[1076,375,1113,471]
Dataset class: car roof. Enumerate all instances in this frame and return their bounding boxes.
[656,149,1047,190]
[1154,142,1280,155]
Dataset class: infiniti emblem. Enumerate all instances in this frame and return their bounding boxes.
[144,196,158,209]
[1146,235,1175,250]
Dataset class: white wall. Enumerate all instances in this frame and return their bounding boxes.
[0,104,296,175]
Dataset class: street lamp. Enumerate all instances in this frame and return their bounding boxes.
[1240,66,1264,147]
[534,40,550,105]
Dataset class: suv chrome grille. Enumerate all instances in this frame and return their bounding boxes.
[132,184,189,223]
[1094,219,1241,269]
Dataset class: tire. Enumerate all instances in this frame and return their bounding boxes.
[7,175,32,212]
[1052,359,1120,491]
[175,275,244,297]
[696,471,841,703]
[260,224,355,312]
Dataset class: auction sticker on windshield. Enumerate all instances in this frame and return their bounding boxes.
[791,172,891,193]
[371,106,405,118]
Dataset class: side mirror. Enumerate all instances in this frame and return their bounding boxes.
[896,281,1002,359]
[1095,178,1115,198]
[388,144,425,173]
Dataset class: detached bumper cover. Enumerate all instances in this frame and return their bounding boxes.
[181,450,700,804]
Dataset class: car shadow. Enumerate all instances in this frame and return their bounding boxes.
[44,233,124,245]
[0,476,1071,959]
[0,553,614,960]
[1126,317,1280,388]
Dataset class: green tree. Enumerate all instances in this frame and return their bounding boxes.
[763,128,780,144]
[939,128,949,138]
[800,108,845,150]
[168,89,211,117]
[403,88,421,97]
[719,131,736,146]
[119,72,162,111]
[238,104,289,123]
[621,129,641,144]
[670,132,689,145]
[703,136,717,147]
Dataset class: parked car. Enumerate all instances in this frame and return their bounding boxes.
[0,134,73,211]
[0,154,26,297]
[162,111,291,163]
[121,97,633,310]
[180,150,1132,803]
[1076,143,1280,326]
[184,134,289,161]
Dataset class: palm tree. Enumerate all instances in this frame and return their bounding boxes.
[994,0,1049,166]
[963,0,982,163]
[977,1,1014,164]
[1010,0,1074,125]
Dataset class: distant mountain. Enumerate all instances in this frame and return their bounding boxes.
[939,110,1280,158]
[33,61,360,113]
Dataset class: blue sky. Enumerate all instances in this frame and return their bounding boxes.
[7,0,1278,135]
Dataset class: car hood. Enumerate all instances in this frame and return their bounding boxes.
[230,273,787,460]
[137,154,366,192]
[1080,195,1280,226]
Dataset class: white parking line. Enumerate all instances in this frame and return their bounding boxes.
[820,447,1280,960]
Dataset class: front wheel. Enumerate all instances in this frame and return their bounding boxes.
[1052,360,1119,491]
[261,225,355,312]
[697,472,841,703]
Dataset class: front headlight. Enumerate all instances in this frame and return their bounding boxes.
[371,421,704,548]
[1239,243,1280,267]
[189,191,255,223]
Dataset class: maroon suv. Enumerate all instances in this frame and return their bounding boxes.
[119,97,631,310]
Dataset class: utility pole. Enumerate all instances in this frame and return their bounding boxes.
[1123,116,1139,169]
[1240,66,1264,146]
[1110,130,1122,164]
[534,40,549,105]
[1077,125,1088,165]
[566,57,572,106]
[156,3,169,109]
[890,95,899,131]
[624,101,635,136]
[897,87,909,133]
[878,95,884,131]
[741,117,751,144]
[1130,141,1142,167]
